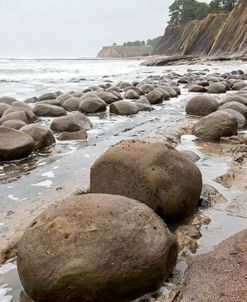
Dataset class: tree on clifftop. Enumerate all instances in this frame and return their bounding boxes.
[168,0,238,25]
[169,0,209,25]
[209,0,238,12]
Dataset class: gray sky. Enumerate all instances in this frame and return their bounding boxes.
[0,0,210,58]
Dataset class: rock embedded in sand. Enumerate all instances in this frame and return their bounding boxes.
[90,140,202,221]
[33,104,67,117]
[218,101,247,118]
[0,126,34,161]
[79,97,107,113]
[192,111,238,141]
[124,89,140,100]
[146,89,164,104]
[185,95,219,116]
[62,97,80,112]
[20,124,56,150]
[0,96,18,105]
[0,103,11,117]
[189,85,207,93]
[58,129,87,140]
[50,112,92,133]
[220,108,246,129]
[207,82,227,94]
[17,193,178,302]
[97,91,121,104]
[110,100,139,115]
[2,119,27,130]
[38,92,57,101]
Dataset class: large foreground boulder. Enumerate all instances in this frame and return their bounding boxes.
[17,193,178,302]
[20,124,55,150]
[0,126,34,161]
[192,111,238,141]
[185,96,219,116]
[50,112,92,133]
[90,140,202,221]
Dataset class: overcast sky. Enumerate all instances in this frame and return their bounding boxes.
[0,0,210,58]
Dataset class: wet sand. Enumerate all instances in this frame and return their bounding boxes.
[180,229,247,302]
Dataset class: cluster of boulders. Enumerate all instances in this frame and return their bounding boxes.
[0,77,182,162]
[17,138,203,302]
[182,70,247,140]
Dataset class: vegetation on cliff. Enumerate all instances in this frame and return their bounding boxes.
[97,36,162,58]
[169,0,238,25]
[154,0,247,57]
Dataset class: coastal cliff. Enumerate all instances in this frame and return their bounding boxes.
[154,1,247,57]
[97,45,152,58]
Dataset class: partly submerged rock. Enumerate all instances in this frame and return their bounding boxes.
[90,140,202,221]
[192,111,238,141]
[0,126,34,161]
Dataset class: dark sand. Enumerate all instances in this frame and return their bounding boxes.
[181,229,247,302]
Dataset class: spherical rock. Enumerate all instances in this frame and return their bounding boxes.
[219,95,247,106]
[62,97,80,112]
[79,97,107,113]
[97,91,120,104]
[189,85,207,93]
[219,108,246,129]
[20,124,55,150]
[124,89,140,100]
[146,89,164,104]
[2,119,27,130]
[0,96,18,105]
[38,92,57,101]
[33,104,67,117]
[0,126,34,161]
[218,101,247,118]
[17,193,178,302]
[110,100,139,115]
[207,83,227,94]
[50,112,92,133]
[58,129,87,141]
[0,103,11,117]
[185,96,219,116]
[192,111,238,141]
[90,140,202,221]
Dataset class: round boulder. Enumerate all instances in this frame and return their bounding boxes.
[185,96,219,116]
[207,83,227,94]
[0,103,11,117]
[110,100,139,115]
[0,96,18,105]
[58,129,87,141]
[188,85,207,93]
[192,111,238,141]
[50,112,92,133]
[17,193,178,302]
[218,101,247,118]
[33,104,67,117]
[97,91,120,104]
[62,97,80,112]
[220,109,246,129]
[124,89,140,100]
[2,119,27,130]
[90,140,202,221]
[20,124,55,150]
[0,126,34,161]
[79,98,107,113]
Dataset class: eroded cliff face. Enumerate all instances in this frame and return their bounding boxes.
[154,2,247,57]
